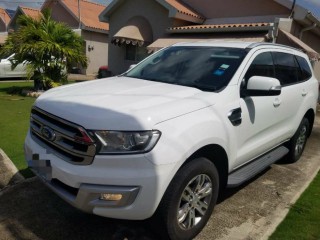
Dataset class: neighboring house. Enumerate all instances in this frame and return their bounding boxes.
[99,0,320,78]
[7,6,42,32]
[0,8,11,45]
[42,0,109,76]
[0,8,10,32]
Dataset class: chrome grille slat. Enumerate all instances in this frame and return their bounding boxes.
[31,114,76,139]
[30,107,96,165]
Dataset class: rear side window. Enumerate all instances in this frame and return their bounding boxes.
[244,52,275,81]
[273,52,300,86]
[296,56,312,81]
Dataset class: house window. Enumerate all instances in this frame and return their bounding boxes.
[125,45,149,62]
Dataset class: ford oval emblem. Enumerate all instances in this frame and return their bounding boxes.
[41,126,56,141]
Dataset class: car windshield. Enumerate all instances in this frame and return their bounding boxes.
[124,46,247,92]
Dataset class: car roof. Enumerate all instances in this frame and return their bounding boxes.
[171,41,302,53]
[172,41,254,48]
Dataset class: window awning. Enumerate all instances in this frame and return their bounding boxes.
[112,17,153,46]
[278,29,320,61]
[147,36,266,53]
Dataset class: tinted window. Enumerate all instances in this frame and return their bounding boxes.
[296,56,312,81]
[245,52,275,81]
[273,52,300,86]
[125,47,247,92]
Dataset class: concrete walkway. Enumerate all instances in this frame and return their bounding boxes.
[0,110,319,240]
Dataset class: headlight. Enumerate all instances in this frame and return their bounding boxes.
[94,130,161,154]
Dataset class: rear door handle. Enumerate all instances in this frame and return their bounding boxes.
[273,98,281,107]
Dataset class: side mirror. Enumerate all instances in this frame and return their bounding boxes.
[242,76,281,97]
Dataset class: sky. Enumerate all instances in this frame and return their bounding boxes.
[0,0,112,10]
[0,0,319,18]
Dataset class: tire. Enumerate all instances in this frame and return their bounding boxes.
[286,117,310,163]
[157,158,219,240]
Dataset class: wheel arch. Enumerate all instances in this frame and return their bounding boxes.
[304,108,315,137]
[182,144,229,191]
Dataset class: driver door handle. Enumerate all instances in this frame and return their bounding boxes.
[273,98,281,107]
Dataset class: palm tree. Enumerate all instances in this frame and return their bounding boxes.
[1,9,88,90]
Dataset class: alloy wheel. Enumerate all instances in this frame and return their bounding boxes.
[177,174,213,230]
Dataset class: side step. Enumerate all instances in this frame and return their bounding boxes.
[227,146,289,188]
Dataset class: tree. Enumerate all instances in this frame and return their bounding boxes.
[0,9,88,90]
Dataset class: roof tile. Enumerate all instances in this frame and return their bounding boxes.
[0,8,11,26]
[61,0,109,31]
[20,6,42,20]
[165,0,204,19]
[168,22,271,30]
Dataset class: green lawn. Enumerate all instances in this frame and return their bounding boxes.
[0,81,35,177]
[269,172,320,240]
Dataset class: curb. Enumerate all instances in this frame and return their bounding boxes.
[0,149,24,190]
[261,166,320,240]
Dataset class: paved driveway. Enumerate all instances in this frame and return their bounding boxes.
[0,110,319,240]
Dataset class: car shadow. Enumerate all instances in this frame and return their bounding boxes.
[0,178,162,240]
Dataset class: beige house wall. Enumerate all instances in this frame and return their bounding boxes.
[290,22,320,53]
[0,21,6,32]
[82,30,109,76]
[108,0,172,74]
[313,62,320,80]
[181,0,290,20]
[46,2,79,28]
[48,2,108,76]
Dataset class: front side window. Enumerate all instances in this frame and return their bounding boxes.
[244,52,275,81]
[273,52,300,86]
[124,46,247,92]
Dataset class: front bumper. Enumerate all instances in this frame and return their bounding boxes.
[24,131,176,220]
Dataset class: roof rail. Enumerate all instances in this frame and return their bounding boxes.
[246,42,303,52]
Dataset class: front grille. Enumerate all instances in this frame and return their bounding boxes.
[30,107,96,165]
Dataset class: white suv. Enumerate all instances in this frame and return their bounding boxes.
[24,42,318,240]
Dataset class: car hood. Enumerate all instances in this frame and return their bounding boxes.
[35,77,216,130]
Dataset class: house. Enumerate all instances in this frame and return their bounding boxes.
[0,8,11,45]
[0,8,10,32]
[7,6,42,32]
[99,0,320,78]
[42,0,109,76]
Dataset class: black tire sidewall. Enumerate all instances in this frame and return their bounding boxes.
[287,117,310,163]
[162,158,219,240]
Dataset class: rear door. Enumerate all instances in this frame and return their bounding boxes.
[272,52,314,137]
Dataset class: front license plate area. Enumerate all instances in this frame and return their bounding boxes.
[29,153,52,181]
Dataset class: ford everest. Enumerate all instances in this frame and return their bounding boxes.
[25,42,319,240]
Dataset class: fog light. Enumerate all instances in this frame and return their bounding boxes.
[100,193,123,201]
